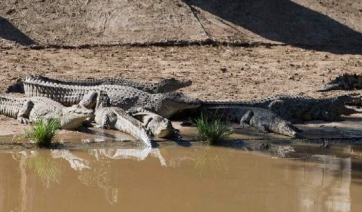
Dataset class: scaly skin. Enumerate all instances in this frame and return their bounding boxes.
[318,73,362,92]
[23,78,201,118]
[202,106,301,137]
[127,107,174,138]
[94,106,151,147]
[86,91,173,139]
[24,75,192,94]
[202,94,359,123]
[0,96,93,130]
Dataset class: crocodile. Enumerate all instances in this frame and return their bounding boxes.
[0,96,93,130]
[202,106,302,137]
[200,94,359,123]
[23,75,192,94]
[93,106,152,147]
[23,77,201,118]
[79,91,151,146]
[24,80,200,118]
[81,91,173,139]
[318,73,362,92]
[127,107,174,138]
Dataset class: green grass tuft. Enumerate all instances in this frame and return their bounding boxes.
[195,113,233,145]
[25,119,61,148]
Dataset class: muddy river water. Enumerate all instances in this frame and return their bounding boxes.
[1,144,362,212]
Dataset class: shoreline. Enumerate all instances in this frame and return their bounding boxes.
[1,118,362,150]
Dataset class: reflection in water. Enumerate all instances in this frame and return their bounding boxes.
[11,151,62,212]
[77,155,119,205]
[88,147,167,167]
[0,146,359,211]
[194,146,231,177]
[50,147,167,204]
[13,151,62,184]
[51,150,90,171]
[295,155,351,212]
[78,147,167,204]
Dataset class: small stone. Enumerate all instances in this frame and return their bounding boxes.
[6,9,16,15]
[220,66,227,73]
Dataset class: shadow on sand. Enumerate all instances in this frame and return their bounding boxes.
[186,0,362,54]
[0,16,35,46]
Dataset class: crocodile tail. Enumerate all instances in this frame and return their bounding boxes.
[23,76,34,96]
[24,78,88,106]
[25,75,84,86]
[24,75,126,86]
[0,96,23,118]
[317,83,342,92]
[113,108,152,147]
[24,76,53,97]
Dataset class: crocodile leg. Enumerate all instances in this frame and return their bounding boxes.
[132,113,154,135]
[239,109,254,129]
[79,90,97,109]
[94,110,117,129]
[241,111,269,133]
[17,100,34,124]
[128,107,174,138]
[252,122,269,134]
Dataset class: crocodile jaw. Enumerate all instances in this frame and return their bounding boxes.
[59,116,87,130]
[150,118,173,138]
[156,93,201,118]
[59,105,93,130]
[157,78,192,93]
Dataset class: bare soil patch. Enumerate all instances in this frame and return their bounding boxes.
[0,0,362,146]
[1,45,361,100]
[0,45,361,143]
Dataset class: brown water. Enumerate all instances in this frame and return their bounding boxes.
[1,145,362,212]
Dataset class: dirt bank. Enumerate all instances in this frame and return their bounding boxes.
[1,0,362,53]
[0,44,362,144]
[0,0,362,147]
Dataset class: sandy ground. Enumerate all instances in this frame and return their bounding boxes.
[1,0,362,146]
[1,0,362,49]
[1,45,361,100]
[0,45,361,144]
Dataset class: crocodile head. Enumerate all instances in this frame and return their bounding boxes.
[156,78,192,93]
[149,116,173,138]
[153,92,201,118]
[59,104,94,130]
[317,74,362,92]
[134,113,173,138]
